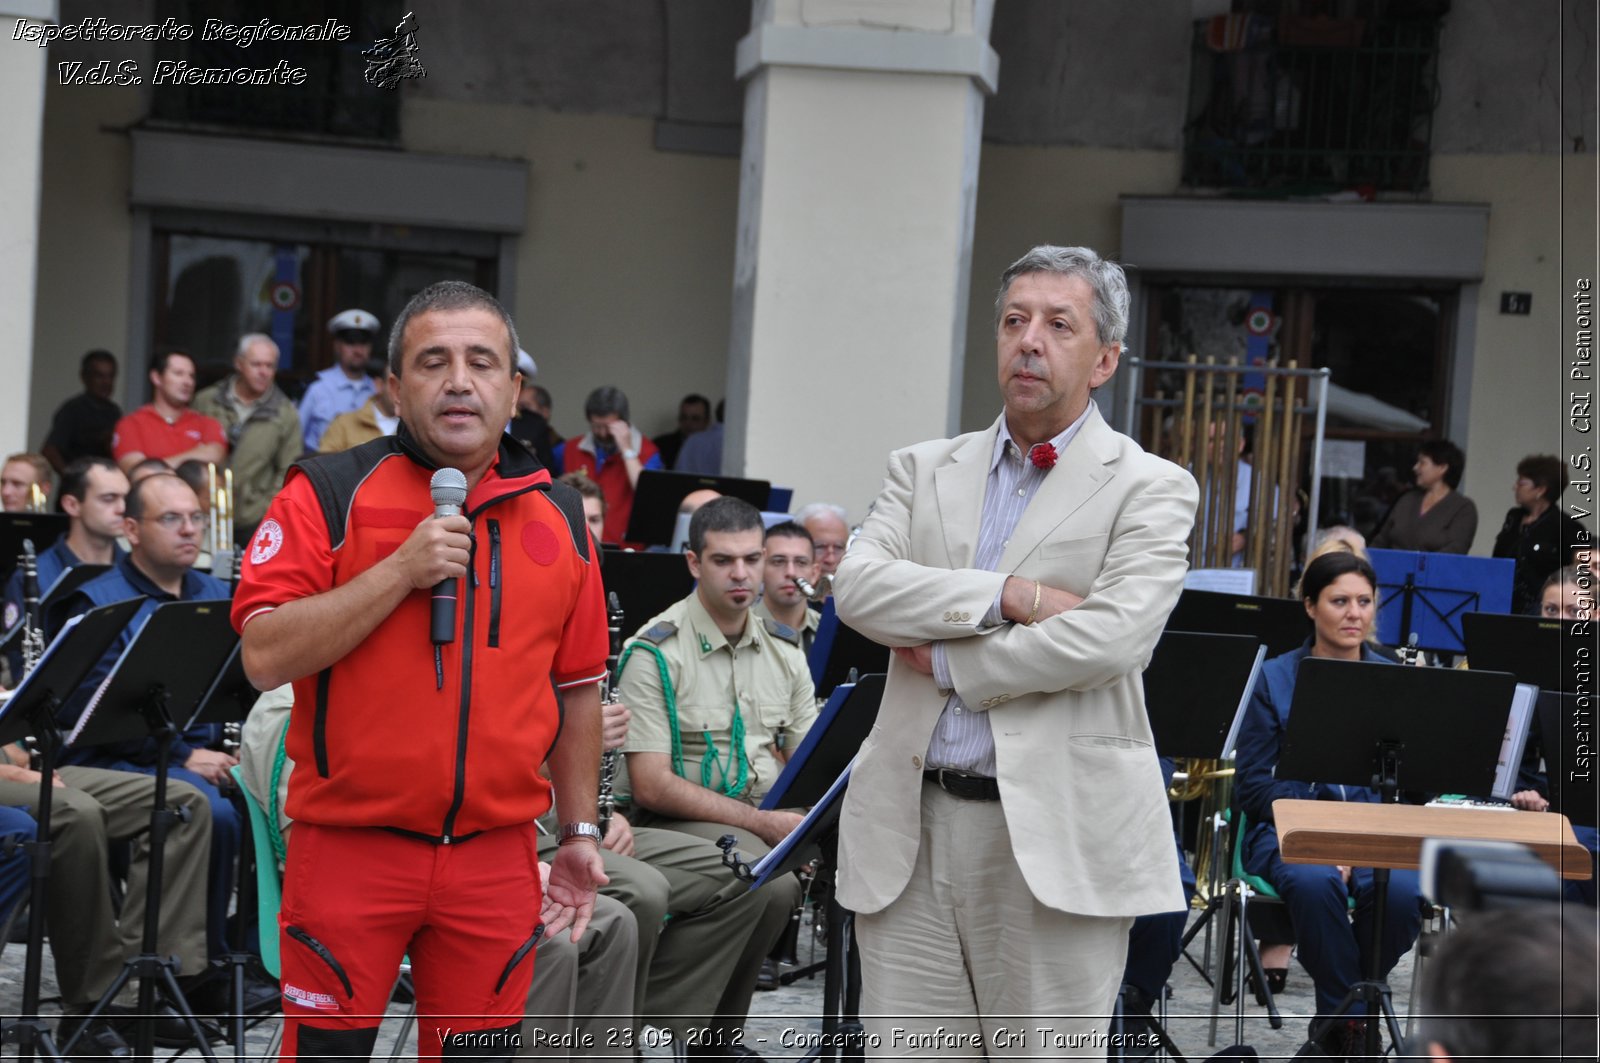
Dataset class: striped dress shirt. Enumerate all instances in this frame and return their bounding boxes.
[926,402,1094,776]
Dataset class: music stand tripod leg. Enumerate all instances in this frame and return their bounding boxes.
[1,702,68,1063]
[76,692,220,1063]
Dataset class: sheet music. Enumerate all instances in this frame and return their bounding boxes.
[0,614,83,721]
[1491,682,1538,801]
[64,619,143,747]
[749,755,856,881]
[1220,644,1269,758]
[1184,568,1256,596]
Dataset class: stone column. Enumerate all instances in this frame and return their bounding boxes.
[0,1,57,454]
[727,0,998,517]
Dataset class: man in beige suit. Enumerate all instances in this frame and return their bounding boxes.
[833,245,1198,1058]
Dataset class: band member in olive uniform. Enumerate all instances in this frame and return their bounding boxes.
[617,496,816,1053]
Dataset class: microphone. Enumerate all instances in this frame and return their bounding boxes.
[430,467,469,645]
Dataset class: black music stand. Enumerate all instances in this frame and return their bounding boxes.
[623,470,773,546]
[188,642,266,1051]
[809,600,889,701]
[600,547,695,632]
[1143,632,1265,762]
[1140,632,1272,1053]
[747,766,861,1063]
[1537,693,1598,831]
[0,514,68,583]
[1278,658,1517,1059]
[1462,612,1575,694]
[736,680,884,1062]
[761,675,884,811]
[64,600,239,1063]
[1166,590,1310,659]
[1368,549,1515,655]
[0,599,141,1063]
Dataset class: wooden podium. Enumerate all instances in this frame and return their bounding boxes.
[1273,799,1592,879]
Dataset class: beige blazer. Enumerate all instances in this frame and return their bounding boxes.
[832,406,1198,919]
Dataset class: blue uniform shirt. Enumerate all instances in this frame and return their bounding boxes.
[298,365,376,451]
[56,554,230,767]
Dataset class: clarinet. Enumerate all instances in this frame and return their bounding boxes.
[597,591,625,837]
[19,539,44,676]
[1397,632,1424,667]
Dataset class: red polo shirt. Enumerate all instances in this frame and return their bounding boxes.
[111,404,227,463]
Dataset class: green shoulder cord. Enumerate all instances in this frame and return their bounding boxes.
[617,642,749,798]
[267,717,291,867]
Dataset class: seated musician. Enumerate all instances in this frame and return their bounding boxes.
[1234,551,1425,1053]
[52,472,275,1011]
[616,496,815,1051]
[1505,566,1598,906]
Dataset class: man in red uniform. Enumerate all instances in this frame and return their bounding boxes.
[233,281,609,1062]
[111,348,227,473]
[557,386,661,545]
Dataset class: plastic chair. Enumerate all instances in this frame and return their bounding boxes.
[1209,807,1287,1046]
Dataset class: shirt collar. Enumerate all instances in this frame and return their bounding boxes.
[685,592,761,656]
[117,553,191,602]
[990,400,1095,474]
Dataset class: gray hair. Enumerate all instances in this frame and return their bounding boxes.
[387,281,521,378]
[235,333,278,361]
[584,386,631,423]
[796,502,848,526]
[993,245,1130,347]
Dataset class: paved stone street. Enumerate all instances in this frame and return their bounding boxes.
[1,900,1427,1061]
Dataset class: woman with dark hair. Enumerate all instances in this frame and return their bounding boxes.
[1492,454,1587,614]
[1370,439,1478,554]
[1234,551,1425,1054]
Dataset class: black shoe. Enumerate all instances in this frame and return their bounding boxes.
[1307,1017,1366,1062]
[754,957,780,991]
[57,1013,132,1061]
[148,1002,226,1049]
[99,1000,224,1050]
[178,969,280,1016]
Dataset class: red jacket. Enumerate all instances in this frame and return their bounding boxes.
[560,431,659,545]
[233,430,608,841]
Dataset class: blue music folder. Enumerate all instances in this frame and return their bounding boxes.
[1368,548,1515,654]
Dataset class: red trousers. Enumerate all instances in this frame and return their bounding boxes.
[278,821,544,1061]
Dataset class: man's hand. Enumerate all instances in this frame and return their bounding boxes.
[601,701,630,752]
[601,811,635,857]
[1511,789,1550,812]
[891,644,936,676]
[0,763,63,788]
[752,809,805,848]
[391,514,472,591]
[184,748,239,786]
[543,840,608,941]
[1000,576,1083,624]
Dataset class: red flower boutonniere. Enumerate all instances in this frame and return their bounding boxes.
[1028,443,1058,471]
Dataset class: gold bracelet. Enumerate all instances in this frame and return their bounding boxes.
[1026,580,1042,625]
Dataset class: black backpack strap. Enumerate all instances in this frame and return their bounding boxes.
[543,480,593,563]
[291,437,404,549]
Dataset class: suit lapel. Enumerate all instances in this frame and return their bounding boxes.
[997,406,1119,572]
[933,418,1001,568]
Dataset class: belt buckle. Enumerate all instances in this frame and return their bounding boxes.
[935,767,968,796]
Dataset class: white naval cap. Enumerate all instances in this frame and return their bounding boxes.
[516,348,537,378]
[327,309,380,334]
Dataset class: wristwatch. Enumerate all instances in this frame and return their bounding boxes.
[559,821,603,845]
[621,448,639,461]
